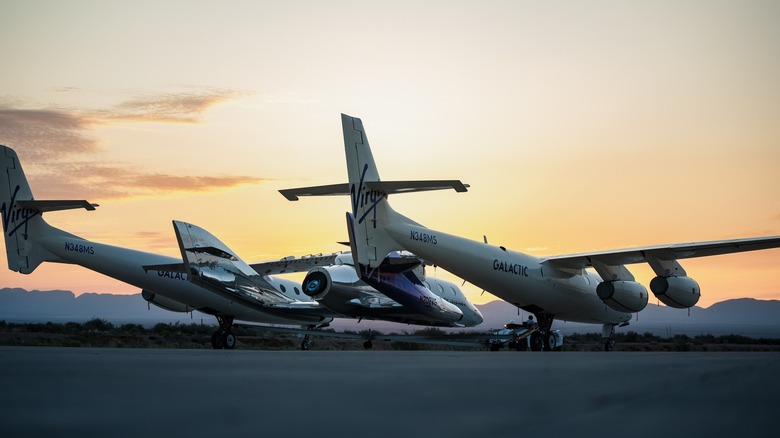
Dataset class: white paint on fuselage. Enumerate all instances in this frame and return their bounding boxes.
[32,221,321,325]
[385,221,630,324]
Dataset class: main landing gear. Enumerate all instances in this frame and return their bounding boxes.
[211,316,236,350]
[531,313,558,352]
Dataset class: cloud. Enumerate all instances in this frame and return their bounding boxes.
[28,162,268,200]
[0,108,100,160]
[0,88,265,200]
[101,89,248,123]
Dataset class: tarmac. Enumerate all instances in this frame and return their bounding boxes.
[1,347,778,438]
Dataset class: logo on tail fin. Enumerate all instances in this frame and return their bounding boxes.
[350,164,386,227]
[1,185,39,240]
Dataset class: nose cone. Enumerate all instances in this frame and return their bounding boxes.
[466,306,484,327]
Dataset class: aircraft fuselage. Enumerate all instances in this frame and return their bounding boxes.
[386,221,631,324]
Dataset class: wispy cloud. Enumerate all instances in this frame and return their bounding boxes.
[0,108,99,160]
[29,162,267,200]
[100,89,247,123]
[0,88,266,200]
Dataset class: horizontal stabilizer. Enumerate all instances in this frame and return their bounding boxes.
[279,183,349,201]
[366,180,469,194]
[17,200,98,212]
[280,180,468,201]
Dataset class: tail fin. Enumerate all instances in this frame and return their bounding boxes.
[2,146,45,273]
[280,114,468,268]
[1,145,96,273]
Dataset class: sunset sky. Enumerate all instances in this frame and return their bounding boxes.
[1,0,779,308]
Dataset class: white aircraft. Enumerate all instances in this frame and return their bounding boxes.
[171,220,483,329]
[282,114,780,351]
[0,145,480,350]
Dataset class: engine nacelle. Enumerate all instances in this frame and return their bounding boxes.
[302,269,331,300]
[141,290,192,313]
[302,266,359,300]
[649,276,700,308]
[596,281,649,313]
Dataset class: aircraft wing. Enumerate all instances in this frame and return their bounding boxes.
[542,235,780,270]
[250,254,340,275]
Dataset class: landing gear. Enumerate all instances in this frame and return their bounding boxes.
[514,338,528,351]
[211,316,236,350]
[529,332,543,351]
[546,332,559,352]
[301,335,311,351]
[363,340,373,350]
[532,313,557,352]
[602,323,617,352]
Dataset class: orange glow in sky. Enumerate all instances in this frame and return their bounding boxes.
[1,1,779,308]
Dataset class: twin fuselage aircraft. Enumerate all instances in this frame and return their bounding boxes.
[281,114,780,351]
[1,145,482,350]
[4,113,780,352]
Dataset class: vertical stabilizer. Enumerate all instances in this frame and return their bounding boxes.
[342,114,410,268]
[1,146,45,273]
[280,115,468,268]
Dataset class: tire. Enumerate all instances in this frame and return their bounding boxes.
[605,341,614,352]
[530,332,543,351]
[211,331,224,349]
[363,341,373,350]
[545,333,557,351]
[223,331,236,350]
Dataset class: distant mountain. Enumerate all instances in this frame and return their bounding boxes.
[0,288,211,326]
[1,287,779,337]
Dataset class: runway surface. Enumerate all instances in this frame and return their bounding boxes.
[1,347,778,437]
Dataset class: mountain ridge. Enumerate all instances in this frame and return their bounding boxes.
[2,288,779,337]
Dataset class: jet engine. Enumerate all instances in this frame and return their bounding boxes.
[302,265,358,300]
[596,281,649,313]
[141,290,192,313]
[649,276,700,308]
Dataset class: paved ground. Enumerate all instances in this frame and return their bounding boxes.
[1,347,778,437]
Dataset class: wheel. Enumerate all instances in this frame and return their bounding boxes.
[211,331,224,349]
[545,333,557,351]
[605,341,614,352]
[489,343,501,352]
[529,332,543,351]
[222,331,236,349]
[363,341,373,350]
[301,339,310,351]
[515,339,528,351]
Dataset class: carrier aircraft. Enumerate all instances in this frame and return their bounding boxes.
[1,145,481,350]
[281,114,780,351]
